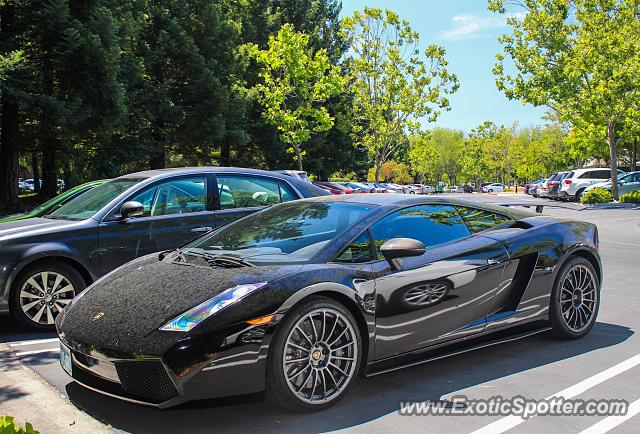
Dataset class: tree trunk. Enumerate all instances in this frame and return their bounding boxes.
[633,138,638,172]
[39,48,58,198]
[607,120,619,200]
[374,154,381,184]
[31,152,40,193]
[220,137,230,166]
[0,3,19,210]
[0,96,19,210]
[293,143,303,171]
[149,149,166,169]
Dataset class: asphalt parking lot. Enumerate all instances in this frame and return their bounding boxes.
[1,194,639,434]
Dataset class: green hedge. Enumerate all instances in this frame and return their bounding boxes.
[580,187,613,204]
[620,190,640,204]
[0,416,38,434]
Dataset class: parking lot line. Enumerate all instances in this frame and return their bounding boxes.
[579,398,640,434]
[470,353,640,434]
[8,337,59,346]
[14,348,60,357]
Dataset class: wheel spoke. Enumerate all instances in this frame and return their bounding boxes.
[308,315,319,344]
[22,300,41,312]
[20,291,40,299]
[52,284,74,296]
[287,342,310,353]
[331,341,354,352]
[26,277,44,293]
[51,274,65,292]
[295,326,313,346]
[328,327,348,348]
[32,305,46,323]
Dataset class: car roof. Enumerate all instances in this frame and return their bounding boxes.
[117,167,301,182]
[295,193,534,216]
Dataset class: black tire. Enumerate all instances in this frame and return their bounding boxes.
[266,296,362,411]
[488,189,493,193]
[549,256,600,340]
[10,260,86,330]
[575,188,586,202]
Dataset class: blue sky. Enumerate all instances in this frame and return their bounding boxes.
[340,0,547,132]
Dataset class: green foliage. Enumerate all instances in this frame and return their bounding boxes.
[246,24,344,170]
[341,7,459,182]
[490,0,640,199]
[367,160,412,183]
[620,190,640,204]
[0,416,39,434]
[581,188,613,205]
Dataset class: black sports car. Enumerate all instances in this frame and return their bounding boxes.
[56,195,602,411]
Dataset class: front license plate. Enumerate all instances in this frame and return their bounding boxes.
[60,343,72,376]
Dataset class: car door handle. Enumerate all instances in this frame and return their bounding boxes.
[487,259,502,265]
[191,226,213,233]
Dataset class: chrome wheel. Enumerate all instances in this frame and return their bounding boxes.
[403,283,449,306]
[559,264,597,333]
[19,271,75,325]
[282,308,358,405]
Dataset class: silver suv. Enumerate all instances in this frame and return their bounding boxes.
[558,168,625,201]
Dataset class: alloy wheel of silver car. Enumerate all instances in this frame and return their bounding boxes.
[19,271,75,325]
[282,308,358,405]
[559,264,598,333]
[403,283,449,306]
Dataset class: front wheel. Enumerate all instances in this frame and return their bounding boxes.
[10,261,86,330]
[266,296,361,411]
[575,188,586,202]
[549,257,600,339]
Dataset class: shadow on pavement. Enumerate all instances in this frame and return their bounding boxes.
[66,321,633,434]
[0,316,57,344]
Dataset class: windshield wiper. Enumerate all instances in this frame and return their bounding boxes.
[179,250,255,268]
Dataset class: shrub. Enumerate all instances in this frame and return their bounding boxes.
[0,416,38,434]
[620,190,640,204]
[580,187,613,204]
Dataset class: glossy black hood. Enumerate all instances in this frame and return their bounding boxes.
[0,217,81,241]
[59,254,300,352]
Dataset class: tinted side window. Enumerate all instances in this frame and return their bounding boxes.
[130,177,207,217]
[334,231,373,263]
[371,205,471,258]
[455,207,512,233]
[217,176,293,209]
[592,170,610,179]
[578,172,592,179]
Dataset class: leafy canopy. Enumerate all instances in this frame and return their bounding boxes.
[246,23,344,170]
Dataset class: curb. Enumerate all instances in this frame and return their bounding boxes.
[0,343,114,433]
[583,203,640,210]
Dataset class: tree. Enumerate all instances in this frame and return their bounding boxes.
[341,7,459,183]
[490,0,640,199]
[367,160,412,183]
[246,24,343,170]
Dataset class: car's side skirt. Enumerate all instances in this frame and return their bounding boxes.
[365,324,551,377]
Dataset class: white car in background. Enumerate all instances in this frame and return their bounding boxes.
[558,168,625,201]
[481,183,506,193]
[583,171,640,197]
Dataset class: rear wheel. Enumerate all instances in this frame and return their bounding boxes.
[549,257,600,339]
[266,296,361,411]
[575,188,586,202]
[10,261,85,330]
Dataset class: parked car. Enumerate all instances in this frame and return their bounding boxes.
[343,182,372,193]
[313,181,356,195]
[524,179,544,195]
[481,183,506,193]
[538,173,560,198]
[0,168,328,329]
[360,182,386,193]
[57,195,601,411]
[0,180,108,223]
[463,185,474,193]
[548,171,571,200]
[558,168,626,202]
[583,171,640,197]
[272,170,312,184]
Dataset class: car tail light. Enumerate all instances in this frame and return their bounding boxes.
[563,179,572,184]
[344,188,355,194]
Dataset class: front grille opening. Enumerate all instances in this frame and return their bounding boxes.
[115,360,178,402]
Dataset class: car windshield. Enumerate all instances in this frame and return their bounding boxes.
[182,201,377,265]
[47,178,143,221]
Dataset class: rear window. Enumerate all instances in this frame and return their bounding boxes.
[455,207,512,233]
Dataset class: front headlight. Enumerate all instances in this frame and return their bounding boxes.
[159,282,268,332]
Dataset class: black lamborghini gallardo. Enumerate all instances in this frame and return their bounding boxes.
[56,195,601,411]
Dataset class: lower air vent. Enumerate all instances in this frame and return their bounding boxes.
[115,360,178,402]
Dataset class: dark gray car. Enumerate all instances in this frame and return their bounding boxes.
[0,167,328,329]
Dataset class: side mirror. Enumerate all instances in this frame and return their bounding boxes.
[380,237,426,270]
[120,201,144,220]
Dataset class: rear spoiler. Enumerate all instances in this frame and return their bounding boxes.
[495,201,578,213]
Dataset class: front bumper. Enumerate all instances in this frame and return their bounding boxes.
[58,320,272,408]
